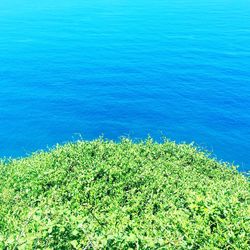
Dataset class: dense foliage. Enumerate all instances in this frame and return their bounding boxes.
[0,139,249,249]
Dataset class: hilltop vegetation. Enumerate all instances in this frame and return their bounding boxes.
[0,139,249,249]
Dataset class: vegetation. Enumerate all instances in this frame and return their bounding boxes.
[0,138,249,249]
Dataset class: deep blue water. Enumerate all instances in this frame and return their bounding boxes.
[0,0,250,171]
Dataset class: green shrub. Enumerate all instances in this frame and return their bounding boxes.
[0,138,249,249]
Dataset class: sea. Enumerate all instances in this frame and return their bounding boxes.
[0,0,249,171]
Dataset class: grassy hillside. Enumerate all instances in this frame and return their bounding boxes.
[0,139,249,249]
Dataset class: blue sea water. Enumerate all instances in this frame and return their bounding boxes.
[0,0,249,171]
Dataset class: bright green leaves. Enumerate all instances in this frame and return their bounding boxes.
[0,138,249,249]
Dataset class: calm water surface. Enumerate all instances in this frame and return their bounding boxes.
[0,0,250,170]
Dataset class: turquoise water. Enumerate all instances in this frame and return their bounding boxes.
[0,0,249,170]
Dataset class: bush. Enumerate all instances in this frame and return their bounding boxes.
[0,138,249,249]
